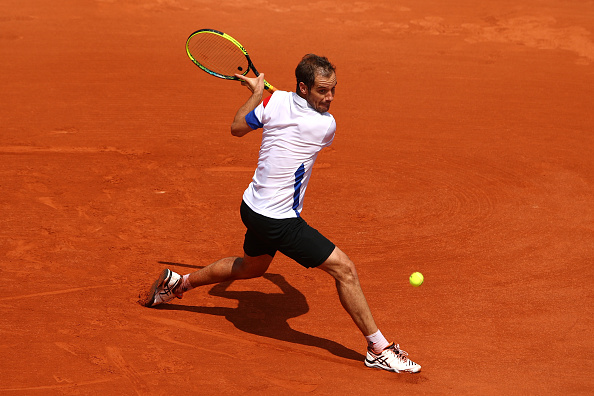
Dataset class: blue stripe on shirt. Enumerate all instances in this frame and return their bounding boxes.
[245,109,263,130]
[293,163,305,217]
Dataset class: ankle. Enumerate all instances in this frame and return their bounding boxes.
[365,329,390,353]
[177,274,193,294]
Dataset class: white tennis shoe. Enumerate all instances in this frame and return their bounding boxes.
[364,343,421,373]
[142,268,182,307]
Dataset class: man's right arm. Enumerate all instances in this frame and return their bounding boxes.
[230,74,265,137]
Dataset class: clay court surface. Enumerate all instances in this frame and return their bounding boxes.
[1,0,593,394]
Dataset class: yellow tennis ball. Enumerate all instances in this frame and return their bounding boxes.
[409,272,424,287]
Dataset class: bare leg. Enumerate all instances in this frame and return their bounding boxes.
[184,254,273,289]
[317,247,378,337]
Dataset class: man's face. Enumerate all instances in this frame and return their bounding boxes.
[301,72,337,113]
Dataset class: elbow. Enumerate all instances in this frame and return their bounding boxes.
[230,123,250,137]
[230,125,243,137]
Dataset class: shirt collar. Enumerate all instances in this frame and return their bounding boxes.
[292,92,312,110]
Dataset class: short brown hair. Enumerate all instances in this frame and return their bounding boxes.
[295,54,336,91]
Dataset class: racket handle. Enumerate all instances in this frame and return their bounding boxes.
[264,81,277,93]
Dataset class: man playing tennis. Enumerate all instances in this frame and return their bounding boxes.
[141,54,421,373]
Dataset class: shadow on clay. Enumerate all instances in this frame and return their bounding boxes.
[155,265,364,362]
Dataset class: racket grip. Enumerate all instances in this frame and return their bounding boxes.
[264,81,277,93]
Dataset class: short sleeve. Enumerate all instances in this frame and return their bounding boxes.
[245,102,265,130]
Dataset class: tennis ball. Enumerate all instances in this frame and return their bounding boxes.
[409,272,424,287]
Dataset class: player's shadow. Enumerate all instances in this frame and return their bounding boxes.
[159,271,364,362]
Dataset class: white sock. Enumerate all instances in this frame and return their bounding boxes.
[365,329,390,353]
[179,274,193,294]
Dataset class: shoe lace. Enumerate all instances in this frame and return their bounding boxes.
[386,344,411,364]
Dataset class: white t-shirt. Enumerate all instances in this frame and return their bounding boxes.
[242,91,336,219]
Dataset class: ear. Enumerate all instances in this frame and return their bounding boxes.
[299,82,308,96]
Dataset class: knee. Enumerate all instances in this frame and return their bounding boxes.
[319,247,362,284]
[233,256,269,280]
[331,257,360,285]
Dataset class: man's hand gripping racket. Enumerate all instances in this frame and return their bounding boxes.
[235,73,266,94]
[186,29,277,93]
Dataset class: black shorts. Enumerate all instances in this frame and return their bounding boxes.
[240,201,335,268]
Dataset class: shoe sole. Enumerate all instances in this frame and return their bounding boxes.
[364,360,421,373]
[141,269,171,307]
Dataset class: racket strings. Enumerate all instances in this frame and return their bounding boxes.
[188,33,249,78]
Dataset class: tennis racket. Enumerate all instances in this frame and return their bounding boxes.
[186,29,277,93]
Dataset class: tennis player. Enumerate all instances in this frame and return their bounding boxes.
[141,54,421,373]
